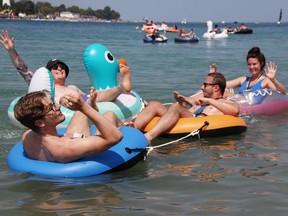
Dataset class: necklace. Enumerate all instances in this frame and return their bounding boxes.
[247,73,262,89]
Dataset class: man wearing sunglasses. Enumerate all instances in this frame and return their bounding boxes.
[131,72,239,143]
[14,88,124,163]
[0,30,131,104]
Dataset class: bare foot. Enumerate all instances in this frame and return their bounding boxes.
[119,64,132,92]
[89,86,99,111]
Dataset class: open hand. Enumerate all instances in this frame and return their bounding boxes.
[209,63,217,73]
[264,61,277,80]
[0,30,15,51]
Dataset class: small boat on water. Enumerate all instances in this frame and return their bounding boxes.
[277,8,282,24]
[181,19,187,24]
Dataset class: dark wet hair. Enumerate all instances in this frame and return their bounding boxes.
[207,72,226,95]
[246,47,266,71]
[14,90,51,132]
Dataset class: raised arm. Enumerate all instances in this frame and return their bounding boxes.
[53,92,123,162]
[0,30,33,85]
[264,62,286,94]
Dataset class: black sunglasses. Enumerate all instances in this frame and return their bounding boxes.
[203,82,217,87]
[41,102,57,117]
[51,64,66,71]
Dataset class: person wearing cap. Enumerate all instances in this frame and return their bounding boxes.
[0,30,131,104]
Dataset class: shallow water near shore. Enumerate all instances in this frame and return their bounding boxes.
[0,19,288,215]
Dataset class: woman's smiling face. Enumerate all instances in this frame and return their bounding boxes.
[247,57,262,76]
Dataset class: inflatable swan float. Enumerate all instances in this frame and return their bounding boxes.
[203,20,228,39]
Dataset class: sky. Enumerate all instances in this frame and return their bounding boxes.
[35,0,286,23]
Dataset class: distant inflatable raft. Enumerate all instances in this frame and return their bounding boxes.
[174,36,199,43]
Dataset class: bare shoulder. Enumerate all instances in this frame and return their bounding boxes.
[67,84,85,95]
[67,84,81,91]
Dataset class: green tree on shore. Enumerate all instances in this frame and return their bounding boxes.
[0,0,120,20]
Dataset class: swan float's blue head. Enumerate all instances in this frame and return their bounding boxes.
[83,43,119,91]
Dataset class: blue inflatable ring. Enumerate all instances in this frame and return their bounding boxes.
[7,127,148,178]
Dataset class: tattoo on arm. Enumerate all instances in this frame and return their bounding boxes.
[15,56,33,85]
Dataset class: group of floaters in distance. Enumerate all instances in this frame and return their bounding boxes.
[203,21,253,39]
[141,19,253,43]
[1,27,287,178]
[142,20,199,43]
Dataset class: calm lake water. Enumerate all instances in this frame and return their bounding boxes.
[0,19,288,215]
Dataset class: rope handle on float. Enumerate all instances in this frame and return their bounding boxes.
[145,121,210,156]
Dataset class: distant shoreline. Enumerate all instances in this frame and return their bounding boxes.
[0,16,285,24]
[0,16,132,23]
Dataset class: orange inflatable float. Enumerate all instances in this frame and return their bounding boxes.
[165,27,179,33]
[143,115,247,138]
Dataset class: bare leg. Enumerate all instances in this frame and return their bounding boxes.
[95,111,123,135]
[95,64,132,102]
[65,110,91,137]
[87,86,99,111]
[66,87,98,137]
[145,103,193,143]
[133,101,167,130]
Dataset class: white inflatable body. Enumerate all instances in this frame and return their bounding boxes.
[203,21,228,39]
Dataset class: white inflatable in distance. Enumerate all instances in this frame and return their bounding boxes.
[214,28,228,39]
[203,20,216,39]
[203,20,228,39]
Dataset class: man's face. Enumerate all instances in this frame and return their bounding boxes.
[41,96,65,126]
[50,64,67,81]
[201,76,215,98]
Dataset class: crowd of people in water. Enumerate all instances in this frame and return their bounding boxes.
[142,19,252,42]
[211,23,251,34]
[0,28,286,163]
[143,20,199,40]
